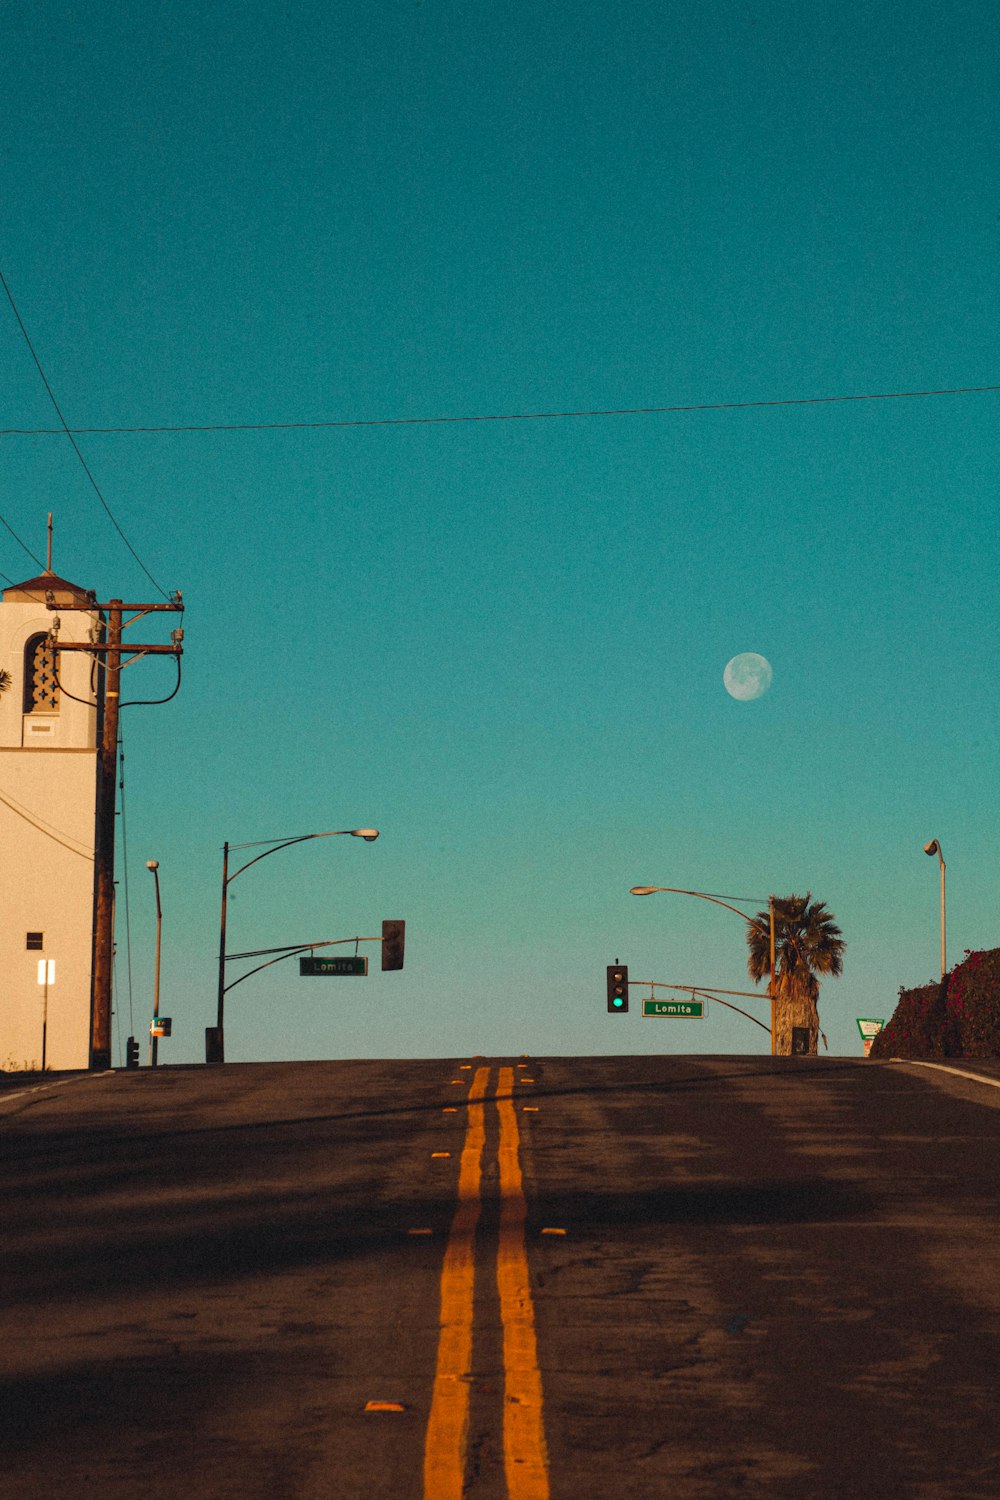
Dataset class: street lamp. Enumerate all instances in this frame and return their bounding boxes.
[36,958,55,1071]
[630,885,777,1054]
[922,840,946,978]
[146,860,163,1066]
[211,827,380,1064]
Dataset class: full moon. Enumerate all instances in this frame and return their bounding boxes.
[724,652,773,701]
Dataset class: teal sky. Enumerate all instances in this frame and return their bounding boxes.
[2,0,997,1062]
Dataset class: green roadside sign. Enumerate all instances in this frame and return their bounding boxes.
[642,998,705,1019]
[299,955,368,976]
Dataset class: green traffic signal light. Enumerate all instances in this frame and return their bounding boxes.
[606,963,629,1013]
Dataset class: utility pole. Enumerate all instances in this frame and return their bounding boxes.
[91,600,122,1071]
[769,893,776,1056]
[48,592,183,1070]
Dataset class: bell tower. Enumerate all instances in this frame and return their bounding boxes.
[0,568,102,1070]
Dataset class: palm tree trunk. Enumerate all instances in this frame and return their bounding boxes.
[772,976,819,1056]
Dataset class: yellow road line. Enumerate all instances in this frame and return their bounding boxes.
[422,1065,489,1500]
[496,1066,550,1500]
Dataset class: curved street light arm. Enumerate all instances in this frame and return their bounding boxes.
[633,979,771,1002]
[215,827,379,1055]
[629,883,812,970]
[222,936,383,996]
[690,991,772,1036]
[227,830,376,885]
[629,977,772,1038]
[226,936,383,963]
[227,835,320,885]
[630,885,771,937]
[631,883,779,1055]
[223,943,316,996]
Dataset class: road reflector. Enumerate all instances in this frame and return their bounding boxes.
[459,1064,472,1069]
[364,1401,406,1413]
[442,1106,458,1113]
[540,1227,566,1236]
[407,1228,434,1236]
[522,1106,539,1112]
[450,1079,463,1084]
[431,1151,452,1159]
[519,1077,536,1083]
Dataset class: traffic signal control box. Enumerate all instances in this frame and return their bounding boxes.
[607,964,629,1013]
[381,919,406,971]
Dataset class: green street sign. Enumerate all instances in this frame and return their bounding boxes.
[856,1018,885,1038]
[299,955,368,976]
[642,998,704,1019]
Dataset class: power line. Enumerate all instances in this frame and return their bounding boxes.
[0,266,169,598]
[0,513,44,569]
[0,785,94,860]
[0,382,996,438]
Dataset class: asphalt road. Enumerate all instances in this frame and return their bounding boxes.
[2,1055,999,1499]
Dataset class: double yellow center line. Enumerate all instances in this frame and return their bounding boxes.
[423,1066,549,1500]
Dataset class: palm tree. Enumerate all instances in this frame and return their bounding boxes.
[746,893,845,1056]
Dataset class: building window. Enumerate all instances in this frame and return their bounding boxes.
[23,634,60,714]
[26,932,44,950]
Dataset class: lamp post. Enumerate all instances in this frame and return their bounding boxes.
[37,958,55,1071]
[210,827,379,1064]
[630,885,777,1054]
[922,839,946,979]
[146,860,162,1067]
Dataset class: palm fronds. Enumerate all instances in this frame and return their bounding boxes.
[745,892,845,985]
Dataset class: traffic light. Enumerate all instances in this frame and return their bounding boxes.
[607,964,629,1013]
[125,1036,140,1068]
[381,919,406,971]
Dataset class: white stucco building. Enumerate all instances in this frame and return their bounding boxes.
[0,570,102,1070]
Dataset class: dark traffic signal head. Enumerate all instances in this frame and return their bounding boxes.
[607,964,629,1013]
[125,1036,140,1068]
[381,919,406,971]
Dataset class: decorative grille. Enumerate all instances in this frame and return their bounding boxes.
[24,634,60,713]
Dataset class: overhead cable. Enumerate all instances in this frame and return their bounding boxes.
[0,513,44,569]
[0,785,94,860]
[0,382,996,438]
[0,265,169,598]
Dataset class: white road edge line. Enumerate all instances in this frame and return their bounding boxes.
[0,1070,116,1107]
[889,1059,1000,1091]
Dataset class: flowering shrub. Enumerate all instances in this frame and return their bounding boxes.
[869,980,950,1059]
[870,947,1000,1059]
[946,948,1000,1057]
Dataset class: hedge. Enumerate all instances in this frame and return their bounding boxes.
[870,947,1000,1060]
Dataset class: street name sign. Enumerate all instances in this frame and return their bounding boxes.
[299,956,368,976]
[642,998,705,1019]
